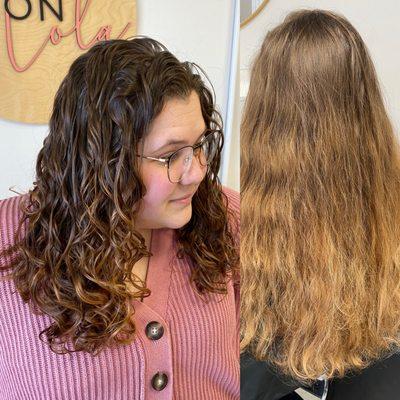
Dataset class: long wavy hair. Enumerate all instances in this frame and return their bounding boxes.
[0,37,238,355]
[241,9,400,383]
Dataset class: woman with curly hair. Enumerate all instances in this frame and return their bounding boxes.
[0,37,239,400]
[241,9,400,400]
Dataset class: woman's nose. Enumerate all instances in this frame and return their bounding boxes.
[179,153,207,185]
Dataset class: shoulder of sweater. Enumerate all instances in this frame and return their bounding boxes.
[221,185,240,216]
[0,193,28,267]
[221,187,240,274]
[221,186,240,237]
[0,193,28,231]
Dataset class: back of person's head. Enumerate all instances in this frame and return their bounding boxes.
[241,9,400,383]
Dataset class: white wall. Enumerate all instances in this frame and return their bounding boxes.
[240,0,400,138]
[0,0,239,200]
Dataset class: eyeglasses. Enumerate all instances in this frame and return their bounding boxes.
[138,129,222,183]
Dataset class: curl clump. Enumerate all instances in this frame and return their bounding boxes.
[0,37,238,355]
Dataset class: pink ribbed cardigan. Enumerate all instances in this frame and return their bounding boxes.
[0,188,239,400]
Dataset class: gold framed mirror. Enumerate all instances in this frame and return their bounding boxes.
[240,0,269,28]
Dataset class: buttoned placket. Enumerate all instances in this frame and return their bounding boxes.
[131,228,176,400]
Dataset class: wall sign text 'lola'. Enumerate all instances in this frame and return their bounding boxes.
[4,0,132,72]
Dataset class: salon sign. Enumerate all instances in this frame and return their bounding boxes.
[0,0,136,124]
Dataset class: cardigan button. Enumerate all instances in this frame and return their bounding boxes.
[145,321,164,340]
[151,372,168,391]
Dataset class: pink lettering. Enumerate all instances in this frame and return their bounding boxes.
[5,0,133,72]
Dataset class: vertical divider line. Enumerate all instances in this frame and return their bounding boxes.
[220,0,239,185]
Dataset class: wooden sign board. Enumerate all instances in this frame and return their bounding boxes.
[0,0,136,124]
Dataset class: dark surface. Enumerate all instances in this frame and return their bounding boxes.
[280,393,303,400]
[241,351,400,400]
[327,352,400,400]
[241,352,300,400]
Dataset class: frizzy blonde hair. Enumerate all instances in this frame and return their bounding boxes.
[241,9,400,383]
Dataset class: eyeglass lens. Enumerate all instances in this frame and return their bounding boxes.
[168,131,220,183]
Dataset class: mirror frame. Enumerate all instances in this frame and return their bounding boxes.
[240,0,270,28]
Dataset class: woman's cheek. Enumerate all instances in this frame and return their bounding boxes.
[143,167,175,203]
[137,167,177,227]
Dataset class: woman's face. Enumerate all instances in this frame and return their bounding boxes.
[135,90,208,230]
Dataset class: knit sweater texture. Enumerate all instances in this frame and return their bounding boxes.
[0,187,239,400]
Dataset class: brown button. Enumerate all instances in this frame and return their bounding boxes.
[145,321,164,340]
[151,372,168,391]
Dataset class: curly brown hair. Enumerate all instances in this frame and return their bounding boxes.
[0,37,238,356]
[241,10,400,383]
